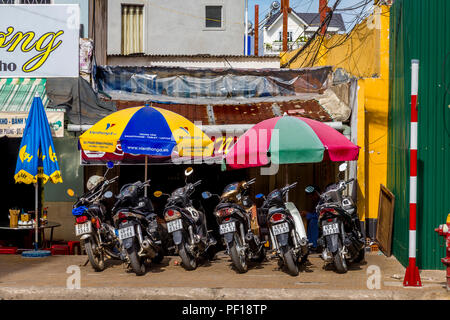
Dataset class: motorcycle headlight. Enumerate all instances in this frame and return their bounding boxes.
[164,209,182,222]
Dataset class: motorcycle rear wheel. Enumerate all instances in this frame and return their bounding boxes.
[178,243,197,271]
[127,244,145,276]
[84,238,105,272]
[230,235,248,273]
[333,240,348,274]
[282,246,299,276]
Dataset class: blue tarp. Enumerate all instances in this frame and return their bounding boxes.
[95,66,332,102]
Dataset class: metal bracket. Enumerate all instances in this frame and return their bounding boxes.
[206,105,215,124]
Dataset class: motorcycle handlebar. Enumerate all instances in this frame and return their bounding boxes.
[345,178,355,185]
[246,178,256,186]
[286,181,298,190]
[193,180,202,188]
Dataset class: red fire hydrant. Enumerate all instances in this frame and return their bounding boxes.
[435,213,450,291]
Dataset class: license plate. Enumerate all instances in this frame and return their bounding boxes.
[167,219,183,233]
[323,223,340,236]
[118,226,135,240]
[219,222,236,234]
[75,221,91,236]
[272,222,289,236]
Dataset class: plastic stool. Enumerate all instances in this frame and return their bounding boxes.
[51,244,70,255]
[68,241,81,255]
[0,246,18,254]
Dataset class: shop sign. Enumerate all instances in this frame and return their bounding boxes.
[0,5,80,78]
[0,111,64,137]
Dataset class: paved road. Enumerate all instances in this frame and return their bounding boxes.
[0,251,448,300]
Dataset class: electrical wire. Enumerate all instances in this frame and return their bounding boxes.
[282,0,377,68]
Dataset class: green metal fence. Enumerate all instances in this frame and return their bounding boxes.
[388,0,450,269]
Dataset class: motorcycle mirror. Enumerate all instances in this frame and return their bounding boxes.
[201,191,212,199]
[104,191,113,199]
[66,189,75,197]
[185,167,194,177]
[339,163,348,172]
[106,161,114,169]
[305,185,315,194]
[153,191,163,198]
[255,193,264,199]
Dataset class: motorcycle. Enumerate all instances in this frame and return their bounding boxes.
[111,179,165,276]
[154,167,216,271]
[305,163,365,273]
[68,162,121,272]
[201,178,266,273]
[256,182,309,276]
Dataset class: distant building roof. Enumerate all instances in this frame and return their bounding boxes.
[264,10,345,32]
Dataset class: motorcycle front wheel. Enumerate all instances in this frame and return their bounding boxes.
[127,243,145,276]
[178,242,197,271]
[281,246,299,276]
[251,246,266,263]
[353,247,365,263]
[230,234,248,273]
[151,248,165,264]
[84,237,105,272]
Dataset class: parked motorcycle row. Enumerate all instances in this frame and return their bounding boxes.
[68,162,365,276]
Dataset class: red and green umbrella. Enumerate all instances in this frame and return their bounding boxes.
[224,116,359,170]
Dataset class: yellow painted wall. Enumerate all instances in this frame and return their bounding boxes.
[281,5,390,222]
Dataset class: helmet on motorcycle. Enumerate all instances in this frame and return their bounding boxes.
[86,175,105,191]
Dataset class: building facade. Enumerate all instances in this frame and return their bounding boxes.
[106,0,245,56]
[262,9,345,55]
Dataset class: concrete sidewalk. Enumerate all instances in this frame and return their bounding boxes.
[0,251,448,300]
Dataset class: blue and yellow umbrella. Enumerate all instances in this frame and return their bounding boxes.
[79,105,213,157]
[14,95,63,184]
[14,94,62,255]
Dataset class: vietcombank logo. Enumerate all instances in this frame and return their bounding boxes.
[0,26,63,73]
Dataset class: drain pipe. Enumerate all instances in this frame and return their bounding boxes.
[68,122,349,134]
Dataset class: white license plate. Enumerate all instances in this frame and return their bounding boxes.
[118,226,135,240]
[75,221,91,236]
[323,223,340,236]
[167,219,183,233]
[272,222,289,236]
[219,222,236,235]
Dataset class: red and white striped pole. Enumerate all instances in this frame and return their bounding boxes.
[403,59,422,287]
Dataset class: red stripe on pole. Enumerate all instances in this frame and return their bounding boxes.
[409,203,417,230]
[405,59,421,287]
[411,95,418,122]
[410,150,417,176]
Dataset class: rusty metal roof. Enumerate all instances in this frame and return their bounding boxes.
[114,99,333,125]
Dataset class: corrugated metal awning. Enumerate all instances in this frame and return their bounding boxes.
[0,78,49,112]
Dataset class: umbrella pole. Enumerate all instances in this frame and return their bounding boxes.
[144,155,148,197]
[34,181,38,250]
[285,164,289,202]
